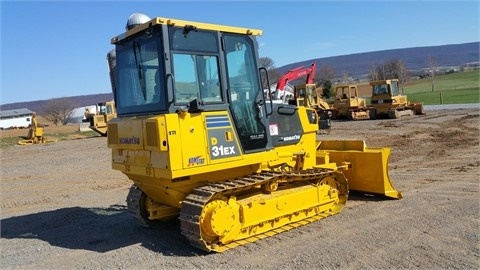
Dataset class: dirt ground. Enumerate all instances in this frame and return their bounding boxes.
[1,107,479,269]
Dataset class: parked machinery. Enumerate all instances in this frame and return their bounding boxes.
[17,112,45,145]
[330,84,376,120]
[270,63,332,129]
[106,13,402,253]
[370,79,425,119]
[291,83,333,129]
[272,63,316,102]
[83,101,116,136]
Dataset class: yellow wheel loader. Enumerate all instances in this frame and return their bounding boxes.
[370,79,425,119]
[106,13,402,253]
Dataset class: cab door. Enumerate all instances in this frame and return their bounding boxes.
[224,34,269,153]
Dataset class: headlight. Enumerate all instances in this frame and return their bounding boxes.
[306,109,317,124]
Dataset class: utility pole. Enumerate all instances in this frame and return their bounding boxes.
[427,56,437,92]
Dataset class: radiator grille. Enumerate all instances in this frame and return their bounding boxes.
[146,121,159,147]
[108,123,118,145]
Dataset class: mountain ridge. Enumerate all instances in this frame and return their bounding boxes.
[277,41,479,76]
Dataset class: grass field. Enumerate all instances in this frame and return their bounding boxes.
[0,128,100,148]
[351,70,479,105]
[401,70,479,105]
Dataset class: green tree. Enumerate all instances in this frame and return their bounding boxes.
[316,65,335,99]
[320,79,334,99]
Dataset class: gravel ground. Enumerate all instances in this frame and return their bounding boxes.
[1,107,479,269]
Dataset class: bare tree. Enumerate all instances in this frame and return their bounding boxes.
[368,64,380,81]
[370,64,386,81]
[259,57,281,89]
[369,60,409,85]
[317,65,336,98]
[380,64,386,80]
[396,60,410,93]
[341,70,350,83]
[427,56,437,92]
[317,65,336,82]
[41,97,77,126]
[259,56,275,70]
[384,60,397,79]
[384,59,410,84]
[398,60,410,84]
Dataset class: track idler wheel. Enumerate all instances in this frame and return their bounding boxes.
[261,180,279,193]
[316,172,348,213]
[199,196,241,246]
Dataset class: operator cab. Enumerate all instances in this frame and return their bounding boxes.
[372,80,399,96]
[109,14,273,152]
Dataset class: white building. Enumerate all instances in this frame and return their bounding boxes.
[68,105,97,123]
[0,108,34,130]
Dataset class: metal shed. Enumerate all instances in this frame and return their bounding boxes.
[0,108,34,130]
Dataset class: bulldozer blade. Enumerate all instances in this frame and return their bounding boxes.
[317,140,402,199]
[413,103,426,115]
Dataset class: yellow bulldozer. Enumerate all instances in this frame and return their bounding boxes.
[106,13,402,253]
[291,83,333,129]
[83,101,116,136]
[330,84,376,120]
[370,79,425,119]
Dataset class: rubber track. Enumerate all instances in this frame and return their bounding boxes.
[179,168,336,252]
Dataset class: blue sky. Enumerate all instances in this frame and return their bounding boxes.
[1,0,479,104]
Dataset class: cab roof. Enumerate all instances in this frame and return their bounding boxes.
[111,16,263,44]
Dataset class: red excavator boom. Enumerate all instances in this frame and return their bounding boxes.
[274,63,316,100]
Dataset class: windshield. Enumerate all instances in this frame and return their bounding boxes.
[172,54,221,104]
[373,84,389,95]
[169,28,222,105]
